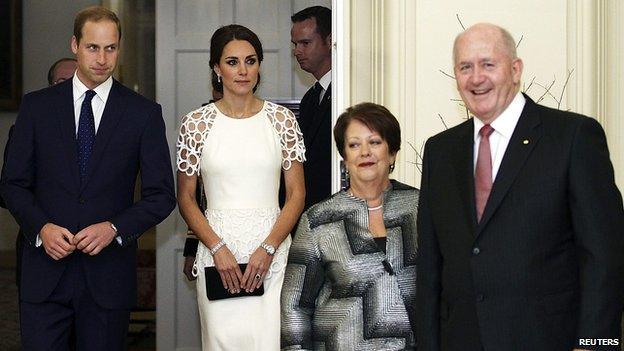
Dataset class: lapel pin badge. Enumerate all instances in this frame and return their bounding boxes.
[523,139,529,145]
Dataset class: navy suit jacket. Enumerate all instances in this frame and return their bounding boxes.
[298,82,332,210]
[416,95,624,351]
[0,79,176,309]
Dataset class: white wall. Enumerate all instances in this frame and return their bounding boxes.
[0,0,99,251]
[341,0,624,189]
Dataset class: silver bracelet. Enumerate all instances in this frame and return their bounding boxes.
[209,239,226,255]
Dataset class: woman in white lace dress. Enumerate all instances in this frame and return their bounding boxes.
[176,24,306,350]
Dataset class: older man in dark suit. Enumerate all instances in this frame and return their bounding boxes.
[0,6,175,350]
[416,23,624,351]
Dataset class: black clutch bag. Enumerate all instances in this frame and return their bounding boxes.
[204,263,264,301]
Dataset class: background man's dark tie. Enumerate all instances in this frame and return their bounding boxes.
[311,81,323,106]
[77,90,96,183]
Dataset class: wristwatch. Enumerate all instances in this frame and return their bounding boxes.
[260,242,276,256]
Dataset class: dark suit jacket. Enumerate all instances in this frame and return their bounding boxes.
[0,125,12,209]
[1,125,23,287]
[0,79,176,309]
[416,95,624,351]
[298,82,332,210]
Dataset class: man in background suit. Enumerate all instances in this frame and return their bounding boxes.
[48,57,78,85]
[291,6,332,210]
[0,6,175,349]
[416,23,624,351]
[1,57,78,288]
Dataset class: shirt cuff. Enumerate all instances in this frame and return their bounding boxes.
[35,234,42,247]
[110,222,122,245]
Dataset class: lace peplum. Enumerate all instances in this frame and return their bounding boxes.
[192,207,291,280]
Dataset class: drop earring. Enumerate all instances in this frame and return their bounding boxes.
[217,75,222,83]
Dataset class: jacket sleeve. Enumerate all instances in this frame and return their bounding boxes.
[0,125,14,209]
[415,138,442,351]
[0,94,50,244]
[281,213,325,350]
[568,117,624,347]
[110,103,176,244]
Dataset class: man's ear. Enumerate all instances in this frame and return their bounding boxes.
[512,58,523,84]
[325,33,332,47]
[71,36,78,54]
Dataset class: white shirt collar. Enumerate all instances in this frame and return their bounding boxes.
[473,92,526,141]
[72,72,113,103]
[317,70,332,90]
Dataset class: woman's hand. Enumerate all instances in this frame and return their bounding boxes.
[212,246,243,293]
[241,247,274,292]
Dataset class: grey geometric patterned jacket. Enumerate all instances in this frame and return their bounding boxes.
[281,180,418,350]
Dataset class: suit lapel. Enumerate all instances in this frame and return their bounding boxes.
[452,120,478,236]
[475,97,542,237]
[55,81,81,186]
[81,80,126,191]
[298,85,316,133]
[303,83,331,146]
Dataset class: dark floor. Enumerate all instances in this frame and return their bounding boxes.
[2,254,624,350]
[0,266,155,350]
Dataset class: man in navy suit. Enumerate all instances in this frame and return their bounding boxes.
[291,6,332,209]
[416,23,624,351]
[0,6,175,350]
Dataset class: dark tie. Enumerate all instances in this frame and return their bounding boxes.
[475,124,494,222]
[312,82,323,105]
[77,90,96,182]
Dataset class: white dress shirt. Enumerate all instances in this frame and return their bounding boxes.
[72,73,113,134]
[317,70,331,103]
[473,92,526,181]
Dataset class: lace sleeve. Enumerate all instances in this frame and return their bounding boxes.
[268,103,306,170]
[176,106,215,176]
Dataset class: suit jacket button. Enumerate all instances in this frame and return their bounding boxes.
[79,198,85,204]
[472,247,480,255]
[476,293,485,302]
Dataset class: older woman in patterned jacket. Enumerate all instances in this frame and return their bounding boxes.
[281,102,418,350]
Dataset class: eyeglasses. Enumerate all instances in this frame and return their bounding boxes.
[53,78,69,85]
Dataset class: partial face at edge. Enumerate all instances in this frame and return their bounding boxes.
[52,60,78,85]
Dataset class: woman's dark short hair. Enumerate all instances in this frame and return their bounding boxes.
[334,102,401,159]
[209,24,263,94]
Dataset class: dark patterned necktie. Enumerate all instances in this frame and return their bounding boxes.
[312,82,323,105]
[475,124,494,222]
[77,90,96,182]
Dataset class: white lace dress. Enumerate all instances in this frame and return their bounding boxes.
[176,101,305,351]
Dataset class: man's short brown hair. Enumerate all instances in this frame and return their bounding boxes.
[74,6,121,43]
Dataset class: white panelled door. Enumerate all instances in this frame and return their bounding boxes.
[156,1,329,349]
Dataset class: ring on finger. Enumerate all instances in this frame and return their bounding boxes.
[254,273,262,280]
